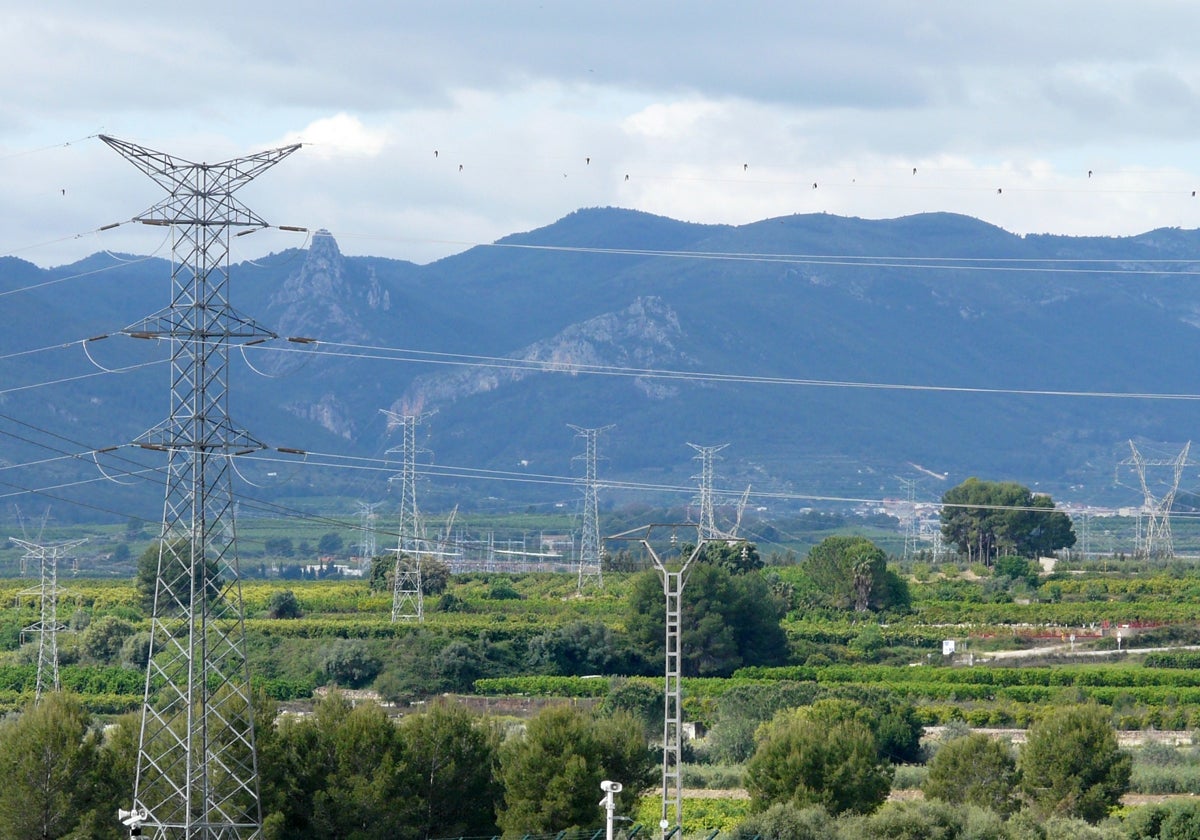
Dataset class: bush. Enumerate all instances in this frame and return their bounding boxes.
[319,639,382,688]
[265,589,302,619]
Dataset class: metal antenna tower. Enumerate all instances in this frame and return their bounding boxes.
[383,410,434,621]
[569,424,613,591]
[355,501,385,561]
[1120,440,1192,558]
[896,477,919,560]
[687,443,729,540]
[103,134,299,839]
[606,525,733,840]
[12,537,85,699]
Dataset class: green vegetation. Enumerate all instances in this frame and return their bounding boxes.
[941,478,1076,563]
[13,518,1200,836]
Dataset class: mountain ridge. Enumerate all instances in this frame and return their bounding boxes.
[5,208,1200,520]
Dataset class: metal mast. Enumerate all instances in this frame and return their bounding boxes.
[687,443,728,540]
[383,410,433,621]
[13,537,85,699]
[355,501,385,562]
[103,134,299,840]
[569,424,612,591]
[606,524,726,840]
[1121,440,1191,559]
[897,477,918,560]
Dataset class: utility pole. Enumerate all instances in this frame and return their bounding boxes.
[688,443,729,540]
[103,134,299,840]
[607,524,732,840]
[570,424,613,591]
[383,409,433,621]
[12,537,85,699]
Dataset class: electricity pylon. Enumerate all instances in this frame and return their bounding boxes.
[12,537,85,699]
[569,424,612,591]
[1120,440,1191,559]
[605,524,732,840]
[688,443,729,539]
[383,409,434,621]
[356,501,385,562]
[896,477,919,560]
[103,134,299,840]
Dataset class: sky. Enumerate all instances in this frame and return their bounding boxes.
[6,1,1200,268]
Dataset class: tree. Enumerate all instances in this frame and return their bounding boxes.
[134,539,221,615]
[367,554,450,596]
[317,532,344,556]
[266,589,303,619]
[625,560,788,676]
[698,540,763,575]
[941,478,1075,563]
[308,698,407,840]
[709,682,821,764]
[265,537,295,558]
[1018,704,1131,823]
[497,706,656,834]
[265,691,453,840]
[397,701,502,839]
[319,639,383,688]
[923,733,1019,815]
[0,692,103,840]
[744,699,892,816]
[802,536,907,612]
[527,620,639,677]
[81,614,137,664]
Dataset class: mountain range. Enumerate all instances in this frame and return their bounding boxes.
[4,207,1200,523]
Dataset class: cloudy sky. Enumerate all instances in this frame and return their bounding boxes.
[6,1,1200,267]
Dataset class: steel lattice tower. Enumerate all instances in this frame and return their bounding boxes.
[1121,440,1191,559]
[897,477,918,560]
[356,501,385,562]
[103,134,299,840]
[688,443,728,540]
[607,525,727,840]
[570,424,612,591]
[383,410,432,621]
[13,537,85,699]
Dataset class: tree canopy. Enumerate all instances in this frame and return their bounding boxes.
[940,478,1076,563]
[496,706,655,834]
[801,536,909,612]
[923,732,1019,815]
[1018,703,1131,823]
[744,699,893,816]
[625,551,789,677]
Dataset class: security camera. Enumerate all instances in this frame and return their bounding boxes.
[600,780,623,793]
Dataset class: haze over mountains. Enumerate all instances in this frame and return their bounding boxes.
[4,208,1200,522]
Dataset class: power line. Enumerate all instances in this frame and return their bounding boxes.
[240,337,1200,403]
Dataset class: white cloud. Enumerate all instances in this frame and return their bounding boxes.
[9,3,1200,267]
[279,114,389,159]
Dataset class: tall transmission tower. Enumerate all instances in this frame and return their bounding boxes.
[688,443,729,540]
[1120,440,1192,559]
[569,424,613,591]
[12,537,85,699]
[896,477,919,560]
[355,501,385,562]
[103,134,299,840]
[383,409,434,621]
